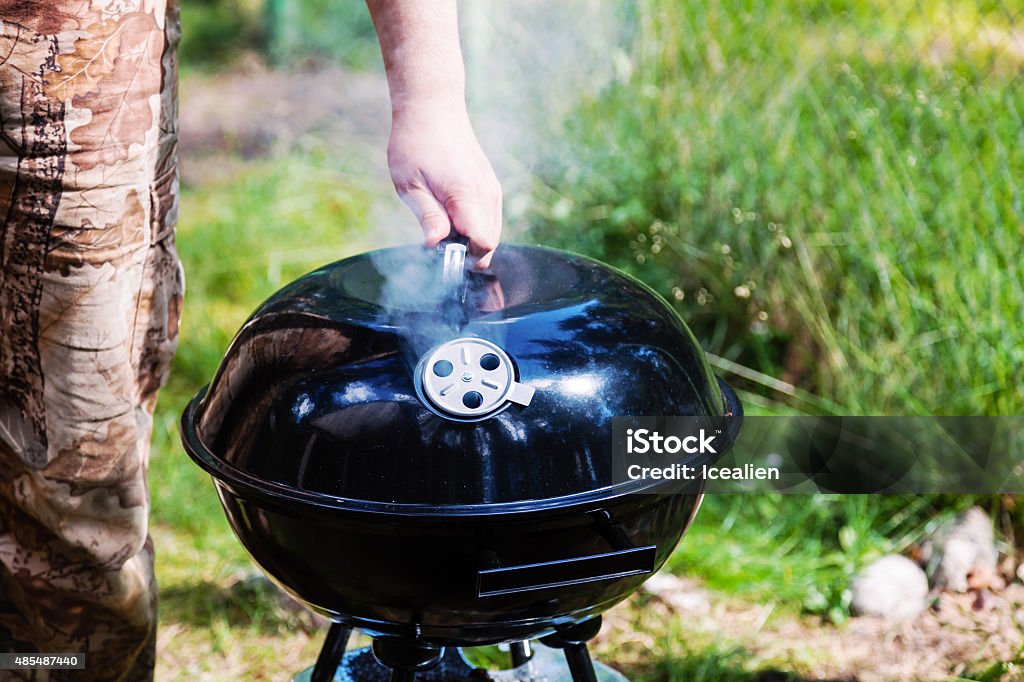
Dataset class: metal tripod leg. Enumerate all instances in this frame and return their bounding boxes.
[312,622,353,682]
[509,640,533,669]
[540,617,602,682]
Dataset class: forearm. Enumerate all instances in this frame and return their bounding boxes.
[366,0,502,266]
[366,0,467,117]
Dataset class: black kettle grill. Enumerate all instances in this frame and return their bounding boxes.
[181,242,741,682]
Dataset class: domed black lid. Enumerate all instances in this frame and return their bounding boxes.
[183,245,738,509]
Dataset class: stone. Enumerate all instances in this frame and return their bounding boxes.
[921,507,999,593]
[850,554,929,620]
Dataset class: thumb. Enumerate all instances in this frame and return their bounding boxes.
[399,189,452,247]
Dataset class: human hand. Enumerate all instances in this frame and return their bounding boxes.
[387,104,502,269]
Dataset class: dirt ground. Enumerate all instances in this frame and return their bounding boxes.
[624,573,1024,681]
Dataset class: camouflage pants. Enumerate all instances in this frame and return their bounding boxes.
[0,2,182,680]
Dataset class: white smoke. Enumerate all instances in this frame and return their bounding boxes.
[459,0,633,238]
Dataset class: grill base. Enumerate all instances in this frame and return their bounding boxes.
[293,647,629,682]
[293,618,628,682]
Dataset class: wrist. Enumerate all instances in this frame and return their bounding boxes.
[391,94,469,126]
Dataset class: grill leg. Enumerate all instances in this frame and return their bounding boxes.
[509,640,532,668]
[562,643,598,682]
[312,622,352,682]
[540,617,602,682]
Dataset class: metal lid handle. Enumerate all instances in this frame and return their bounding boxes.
[441,242,467,288]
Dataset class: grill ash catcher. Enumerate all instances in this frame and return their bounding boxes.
[181,238,742,682]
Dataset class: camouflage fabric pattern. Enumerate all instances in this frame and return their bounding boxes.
[0,2,182,680]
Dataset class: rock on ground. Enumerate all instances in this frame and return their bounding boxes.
[921,506,999,593]
[850,554,929,621]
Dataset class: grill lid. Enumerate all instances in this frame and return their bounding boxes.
[186,244,737,508]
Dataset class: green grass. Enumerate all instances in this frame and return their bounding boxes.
[529,0,1023,416]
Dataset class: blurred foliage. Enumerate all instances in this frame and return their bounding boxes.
[180,0,380,71]
[264,0,380,68]
[180,0,263,70]
[530,0,1023,416]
